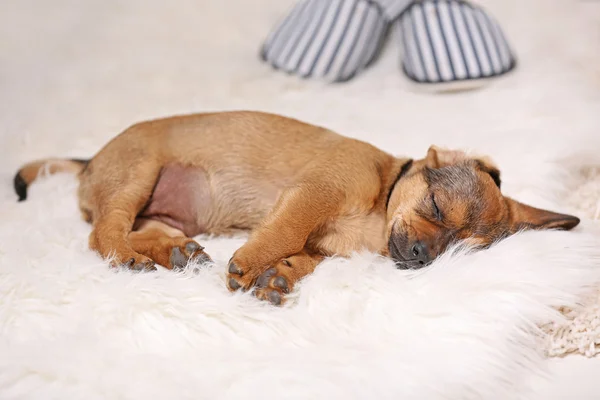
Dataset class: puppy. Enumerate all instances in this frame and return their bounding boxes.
[14,111,580,304]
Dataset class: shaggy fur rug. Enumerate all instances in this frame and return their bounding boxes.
[542,166,600,358]
[1,0,599,399]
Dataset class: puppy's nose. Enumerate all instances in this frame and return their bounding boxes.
[411,241,430,265]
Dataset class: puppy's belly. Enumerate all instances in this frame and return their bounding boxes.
[140,165,210,236]
[139,164,281,236]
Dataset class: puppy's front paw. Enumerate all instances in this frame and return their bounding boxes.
[226,257,254,292]
[253,259,295,306]
[227,250,271,292]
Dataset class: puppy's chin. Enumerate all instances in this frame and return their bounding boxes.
[393,260,413,270]
[392,259,428,270]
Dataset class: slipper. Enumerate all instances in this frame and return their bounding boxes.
[397,0,516,91]
[260,0,390,82]
[372,0,415,21]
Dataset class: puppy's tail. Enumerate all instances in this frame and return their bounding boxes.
[13,158,89,202]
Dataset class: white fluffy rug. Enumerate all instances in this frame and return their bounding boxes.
[1,0,599,399]
[542,166,600,358]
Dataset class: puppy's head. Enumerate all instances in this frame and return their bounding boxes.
[386,146,580,269]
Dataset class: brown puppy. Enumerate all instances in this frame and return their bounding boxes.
[14,111,580,305]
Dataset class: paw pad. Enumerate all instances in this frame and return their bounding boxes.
[256,268,276,288]
[228,277,242,291]
[125,258,157,272]
[273,276,289,293]
[170,241,210,270]
[267,290,282,306]
[228,261,243,275]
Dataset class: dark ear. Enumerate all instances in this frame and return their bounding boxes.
[505,197,581,232]
[426,145,502,188]
[474,159,501,189]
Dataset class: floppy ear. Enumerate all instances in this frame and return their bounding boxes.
[474,159,501,188]
[505,197,581,232]
[426,145,502,188]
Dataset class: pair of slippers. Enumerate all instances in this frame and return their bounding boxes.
[260,0,516,91]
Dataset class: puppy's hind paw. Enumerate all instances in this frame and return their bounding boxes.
[170,240,212,270]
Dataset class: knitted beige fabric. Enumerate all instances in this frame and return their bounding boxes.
[543,165,600,357]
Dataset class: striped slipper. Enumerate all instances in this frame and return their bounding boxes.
[373,0,415,20]
[397,0,516,91]
[260,0,390,82]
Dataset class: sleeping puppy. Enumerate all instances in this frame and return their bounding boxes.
[14,111,580,305]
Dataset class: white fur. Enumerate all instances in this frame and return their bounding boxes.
[1,175,599,399]
[1,0,599,398]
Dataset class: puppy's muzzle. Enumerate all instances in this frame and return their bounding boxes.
[389,235,432,269]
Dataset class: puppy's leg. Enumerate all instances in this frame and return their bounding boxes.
[227,181,340,291]
[254,250,324,305]
[83,157,163,271]
[128,218,212,270]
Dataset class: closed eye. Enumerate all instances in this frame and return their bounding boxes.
[431,193,442,221]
